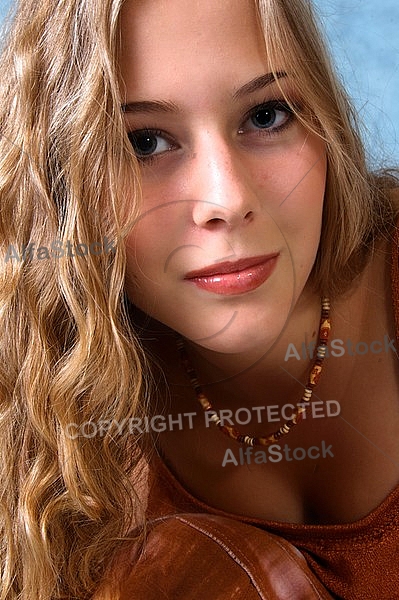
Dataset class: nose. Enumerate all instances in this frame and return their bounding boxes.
[188,133,257,230]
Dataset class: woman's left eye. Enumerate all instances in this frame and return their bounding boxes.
[240,101,294,134]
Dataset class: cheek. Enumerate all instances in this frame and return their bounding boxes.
[252,137,326,233]
[279,159,326,236]
[282,156,326,279]
[124,201,191,309]
[126,201,185,267]
[124,224,165,314]
[125,223,165,287]
[253,135,326,201]
[255,141,326,283]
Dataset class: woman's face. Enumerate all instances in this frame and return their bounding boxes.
[120,0,327,354]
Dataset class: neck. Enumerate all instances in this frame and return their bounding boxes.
[138,287,333,420]
[171,291,334,447]
[184,288,322,388]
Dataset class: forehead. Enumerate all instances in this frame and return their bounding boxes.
[118,0,274,100]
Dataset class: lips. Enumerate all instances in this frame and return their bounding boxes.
[184,253,279,295]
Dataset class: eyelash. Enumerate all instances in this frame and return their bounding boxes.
[240,99,295,135]
[127,128,175,166]
[127,99,297,165]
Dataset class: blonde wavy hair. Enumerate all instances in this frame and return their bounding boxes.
[0,0,397,599]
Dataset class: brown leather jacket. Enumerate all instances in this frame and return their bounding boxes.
[120,513,333,599]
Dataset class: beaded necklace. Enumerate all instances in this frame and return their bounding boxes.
[176,297,331,447]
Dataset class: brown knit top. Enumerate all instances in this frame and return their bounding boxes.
[144,223,399,600]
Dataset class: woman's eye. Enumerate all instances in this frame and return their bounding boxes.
[127,129,174,161]
[240,101,294,134]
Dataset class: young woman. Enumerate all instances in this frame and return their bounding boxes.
[0,0,398,598]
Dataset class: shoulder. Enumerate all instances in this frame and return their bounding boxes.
[103,454,332,599]
[117,513,333,599]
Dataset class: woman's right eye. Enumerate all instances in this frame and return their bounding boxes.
[127,129,175,162]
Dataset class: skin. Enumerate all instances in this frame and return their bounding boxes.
[120,0,326,362]
[119,0,399,524]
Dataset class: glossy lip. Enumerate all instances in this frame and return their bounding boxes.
[184,253,279,295]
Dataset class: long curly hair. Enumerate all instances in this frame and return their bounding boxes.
[0,1,151,598]
[0,0,397,598]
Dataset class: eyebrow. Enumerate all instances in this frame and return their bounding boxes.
[121,99,180,114]
[232,71,287,100]
[121,71,288,114]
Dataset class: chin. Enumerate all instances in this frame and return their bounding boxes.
[179,297,294,357]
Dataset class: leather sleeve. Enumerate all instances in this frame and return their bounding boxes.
[119,513,333,600]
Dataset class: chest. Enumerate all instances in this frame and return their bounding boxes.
[157,341,399,524]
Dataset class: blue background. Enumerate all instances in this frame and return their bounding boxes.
[0,0,398,166]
